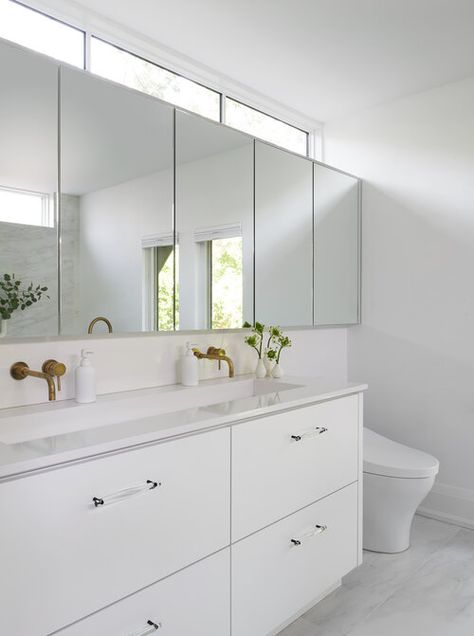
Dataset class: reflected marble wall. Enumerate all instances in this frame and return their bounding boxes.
[0,220,58,337]
[0,194,80,338]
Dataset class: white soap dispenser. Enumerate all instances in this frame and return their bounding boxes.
[75,349,96,403]
[181,342,199,386]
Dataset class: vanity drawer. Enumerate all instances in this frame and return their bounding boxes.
[232,482,358,636]
[0,428,230,636]
[57,548,230,636]
[232,394,359,540]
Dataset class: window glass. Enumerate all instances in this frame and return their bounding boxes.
[211,237,243,329]
[226,98,308,155]
[0,0,84,67]
[155,246,175,331]
[91,37,220,121]
[0,186,53,227]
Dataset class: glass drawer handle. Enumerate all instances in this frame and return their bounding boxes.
[290,524,328,546]
[291,426,328,442]
[92,479,161,507]
[134,619,162,635]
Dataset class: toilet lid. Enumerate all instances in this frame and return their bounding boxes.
[364,428,439,478]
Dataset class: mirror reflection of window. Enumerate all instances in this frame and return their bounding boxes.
[153,245,175,332]
[210,237,243,329]
[0,186,54,227]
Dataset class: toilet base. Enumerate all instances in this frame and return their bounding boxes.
[363,472,435,554]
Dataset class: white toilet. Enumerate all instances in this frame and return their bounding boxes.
[363,428,439,553]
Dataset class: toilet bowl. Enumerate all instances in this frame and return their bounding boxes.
[363,428,439,553]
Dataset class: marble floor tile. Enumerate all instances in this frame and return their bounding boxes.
[348,527,474,636]
[278,515,467,636]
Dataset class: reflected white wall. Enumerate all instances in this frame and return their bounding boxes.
[255,142,313,326]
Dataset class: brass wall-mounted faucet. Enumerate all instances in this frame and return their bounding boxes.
[88,316,113,334]
[10,359,66,401]
[193,346,235,378]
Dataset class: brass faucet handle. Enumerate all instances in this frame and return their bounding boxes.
[207,346,226,356]
[42,359,67,391]
[10,361,29,380]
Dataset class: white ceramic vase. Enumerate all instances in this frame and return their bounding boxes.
[272,363,283,378]
[263,351,274,378]
[255,358,267,379]
[0,319,8,338]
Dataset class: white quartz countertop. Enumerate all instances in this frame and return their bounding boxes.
[0,375,367,479]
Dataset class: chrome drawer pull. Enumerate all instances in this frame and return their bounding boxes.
[291,426,327,442]
[134,619,162,635]
[290,523,328,546]
[92,479,161,508]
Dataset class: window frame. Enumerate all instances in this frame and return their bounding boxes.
[0,185,55,228]
[224,96,310,157]
[2,0,318,157]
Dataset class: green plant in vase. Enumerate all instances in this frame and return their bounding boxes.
[272,329,292,378]
[264,326,281,376]
[0,273,49,337]
[243,321,267,378]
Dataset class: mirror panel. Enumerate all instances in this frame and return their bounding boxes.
[60,67,174,335]
[1,39,361,341]
[314,164,360,325]
[175,111,254,330]
[0,41,59,338]
[254,141,313,326]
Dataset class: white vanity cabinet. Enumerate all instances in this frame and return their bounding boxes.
[0,388,363,636]
[0,428,230,636]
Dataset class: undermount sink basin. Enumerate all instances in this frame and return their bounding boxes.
[0,377,301,445]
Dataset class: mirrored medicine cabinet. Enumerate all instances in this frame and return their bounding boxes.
[0,38,360,340]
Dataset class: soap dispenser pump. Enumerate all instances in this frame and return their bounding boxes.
[75,349,96,404]
[181,342,199,386]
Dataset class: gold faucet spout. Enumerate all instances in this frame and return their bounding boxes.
[193,346,235,378]
[88,316,113,334]
[10,362,57,401]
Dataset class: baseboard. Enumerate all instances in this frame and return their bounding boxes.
[269,579,341,635]
[417,481,474,530]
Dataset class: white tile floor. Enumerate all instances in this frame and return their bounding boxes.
[279,515,474,636]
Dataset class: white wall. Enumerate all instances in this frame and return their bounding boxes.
[0,328,347,409]
[325,74,474,527]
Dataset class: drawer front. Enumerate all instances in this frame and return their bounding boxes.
[232,482,358,636]
[58,549,230,636]
[0,428,230,636]
[232,394,359,540]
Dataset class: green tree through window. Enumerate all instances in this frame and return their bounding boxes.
[211,237,243,329]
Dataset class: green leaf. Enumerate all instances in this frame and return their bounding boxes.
[255,321,265,334]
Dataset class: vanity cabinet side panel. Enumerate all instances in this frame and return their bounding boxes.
[357,392,364,564]
[0,427,230,636]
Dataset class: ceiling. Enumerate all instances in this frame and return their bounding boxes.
[59,0,474,122]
